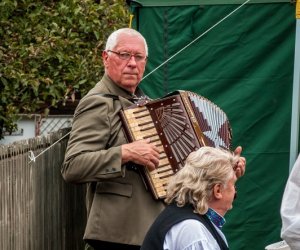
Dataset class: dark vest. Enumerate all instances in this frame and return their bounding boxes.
[141,203,229,250]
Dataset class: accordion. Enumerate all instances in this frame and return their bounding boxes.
[120,90,232,199]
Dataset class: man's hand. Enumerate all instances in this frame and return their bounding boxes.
[233,146,246,178]
[122,139,160,171]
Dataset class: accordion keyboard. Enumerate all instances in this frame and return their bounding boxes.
[122,106,173,198]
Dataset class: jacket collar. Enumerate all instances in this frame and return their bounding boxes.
[100,74,145,100]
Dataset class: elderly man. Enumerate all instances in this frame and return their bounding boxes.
[61,28,246,250]
[141,146,240,250]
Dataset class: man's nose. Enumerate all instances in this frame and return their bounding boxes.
[127,56,137,66]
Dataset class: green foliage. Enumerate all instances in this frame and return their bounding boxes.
[0,0,129,138]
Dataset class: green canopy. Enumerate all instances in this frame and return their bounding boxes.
[127,1,298,249]
[129,0,290,6]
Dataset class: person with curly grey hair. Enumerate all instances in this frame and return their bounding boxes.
[141,146,241,250]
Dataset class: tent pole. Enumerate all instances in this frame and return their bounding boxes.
[290,14,300,171]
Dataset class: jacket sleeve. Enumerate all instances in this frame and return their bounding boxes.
[280,154,300,249]
[61,94,125,183]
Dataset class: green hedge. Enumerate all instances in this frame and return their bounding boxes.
[0,0,129,139]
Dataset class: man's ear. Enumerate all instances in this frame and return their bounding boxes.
[102,50,109,65]
[213,183,223,200]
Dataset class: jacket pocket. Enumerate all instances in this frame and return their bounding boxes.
[96,181,132,198]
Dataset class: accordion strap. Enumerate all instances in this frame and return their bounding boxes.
[87,93,120,100]
[86,93,145,107]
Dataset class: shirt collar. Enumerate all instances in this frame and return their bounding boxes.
[206,208,226,229]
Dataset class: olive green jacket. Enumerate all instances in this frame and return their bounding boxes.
[61,74,165,246]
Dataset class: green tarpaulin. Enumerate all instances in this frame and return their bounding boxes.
[129,0,289,6]
[128,1,297,249]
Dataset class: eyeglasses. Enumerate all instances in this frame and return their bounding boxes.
[107,50,147,62]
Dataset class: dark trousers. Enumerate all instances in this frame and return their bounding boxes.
[86,240,140,250]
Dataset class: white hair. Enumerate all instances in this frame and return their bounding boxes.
[105,28,148,56]
[165,146,238,214]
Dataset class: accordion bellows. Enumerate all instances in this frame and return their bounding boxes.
[120,90,232,199]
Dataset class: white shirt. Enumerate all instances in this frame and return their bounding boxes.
[163,219,228,250]
[281,154,300,249]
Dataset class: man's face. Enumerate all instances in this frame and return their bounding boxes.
[211,173,237,216]
[102,33,147,93]
[219,175,237,212]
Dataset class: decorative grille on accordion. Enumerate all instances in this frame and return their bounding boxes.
[120,90,232,199]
